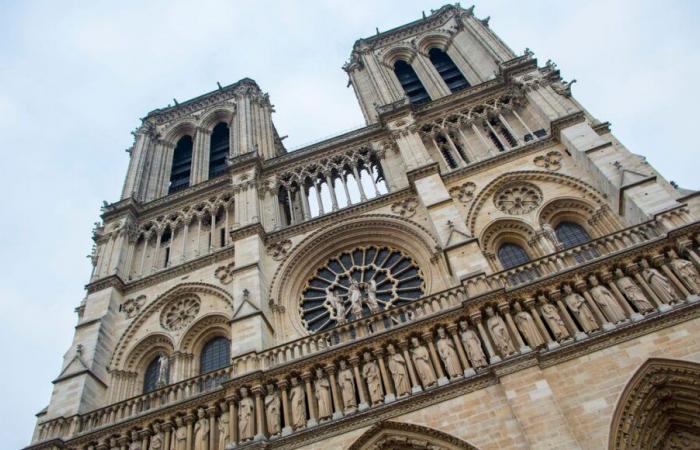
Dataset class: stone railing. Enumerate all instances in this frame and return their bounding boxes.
[465,219,663,297]
[29,222,700,449]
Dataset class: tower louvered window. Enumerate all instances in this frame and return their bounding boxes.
[169,135,193,194]
[209,123,229,179]
[429,48,470,92]
[394,60,430,104]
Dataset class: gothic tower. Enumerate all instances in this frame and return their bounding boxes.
[29,4,700,450]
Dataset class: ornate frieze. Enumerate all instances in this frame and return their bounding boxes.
[391,197,419,218]
[493,182,543,215]
[533,151,563,171]
[120,295,146,319]
[448,182,476,204]
[267,239,292,261]
[159,296,201,331]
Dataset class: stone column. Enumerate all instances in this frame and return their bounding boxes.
[448,324,474,376]
[500,302,529,353]
[423,332,448,386]
[252,385,265,440]
[472,312,500,363]
[399,341,422,394]
[350,357,369,410]
[302,372,318,426]
[325,364,343,419]
[207,406,217,450]
[184,414,194,450]
[278,380,292,436]
[373,348,395,403]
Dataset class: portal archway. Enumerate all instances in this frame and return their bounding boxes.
[348,421,480,450]
[609,358,700,449]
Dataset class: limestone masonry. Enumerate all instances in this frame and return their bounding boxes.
[28,4,700,450]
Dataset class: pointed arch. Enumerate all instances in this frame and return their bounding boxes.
[609,358,700,450]
[347,421,480,450]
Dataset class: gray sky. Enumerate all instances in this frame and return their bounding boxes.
[1,1,698,447]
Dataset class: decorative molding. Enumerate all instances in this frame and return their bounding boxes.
[214,262,236,285]
[159,296,201,332]
[390,197,419,218]
[267,239,292,261]
[120,295,146,319]
[448,182,476,204]
[533,151,562,171]
[493,182,543,215]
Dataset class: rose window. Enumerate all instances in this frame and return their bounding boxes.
[300,246,425,332]
[494,183,542,215]
[160,296,201,331]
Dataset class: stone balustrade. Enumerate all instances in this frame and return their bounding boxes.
[29,222,700,449]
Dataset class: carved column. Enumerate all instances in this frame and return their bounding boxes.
[278,380,292,436]
[302,372,318,427]
[206,406,217,450]
[524,297,556,344]
[601,271,640,321]
[162,422,173,450]
[325,364,343,419]
[472,312,500,363]
[661,264,691,299]
[422,332,448,386]
[576,281,612,330]
[399,341,422,393]
[373,348,395,402]
[350,357,369,410]
[252,385,265,440]
[549,291,581,340]
[184,414,194,450]
[499,302,528,353]
[447,324,474,376]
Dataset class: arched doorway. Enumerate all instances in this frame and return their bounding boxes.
[348,421,479,450]
[609,358,700,449]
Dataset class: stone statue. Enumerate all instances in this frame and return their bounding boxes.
[614,269,654,313]
[149,423,163,450]
[668,250,700,293]
[326,288,346,324]
[539,297,569,341]
[238,387,254,442]
[217,411,230,450]
[513,303,544,348]
[562,284,599,332]
[314,368,333,421]
[193,408,209,450]
[641,258,679,304]
[458,321,487,368]
[410,337,437,388]
[337,360,357,412]
[361,352,383,406]
[129,431,141,450]
[289,377,306,429]
[541,223,562,250]
[156,354,169,387]
[485,306,515,356]
[173,416,187,450]
[589,275,627,323]
[349,279,363,319]
[386,344,410,397]
[365,279,380,313]
[264,384,281,436]
[436,327,462,378]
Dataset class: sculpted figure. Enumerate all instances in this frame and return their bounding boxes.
[410,337,437,387]
[589,275,627,323]
[156,354,169,387]
[458,321,487,368]
[365,279,380,313]
[542,223,562,250]
[361,352,383,406]
[129,431,141,450]
[513,303,544,348]
[562,284,598,332]
[173,417,187,450]
[668,250,700,293]
[193,408,209,450]
[539,297,569,341]
[348,279,363,319]
[289,377,306,429]
[217,412,230,450]
[264,384,281,436]
[485,306,515,356]
[614,269,654,313]
[386,344,410,397]
[149,423,163,450]
[238,388,254,441]
[314,368,333,421]
[436,327,462,378]
[327,288,346,324]
[337,360,357,412]
[641,258,679,304]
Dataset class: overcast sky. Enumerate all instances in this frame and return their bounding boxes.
[1,1,698,447]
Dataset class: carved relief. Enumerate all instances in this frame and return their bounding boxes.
[159,296,201,331]
[214,262,235,285]
[121,295,146,319]
[533,151,562,171]
[267,239,292,261]
[493,183,542,215]
[448,182,476,204]
[391,197,419,218]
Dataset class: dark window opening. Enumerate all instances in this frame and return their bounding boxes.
[220,228,225,247]
[394,60,430,105]
[169,135,193,194]
[209,123,229,179]
[200,336,231,374]
[143,356,162,393]
[555,221,592,249]
[164,247,170,267]
[488,131,506,152]
[428,48,470,93]
[490,118,517,148]
[498,243,530,270]
[435,134,458,169]
[448,131,469,164]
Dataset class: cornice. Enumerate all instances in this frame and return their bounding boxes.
[85,274,125,295]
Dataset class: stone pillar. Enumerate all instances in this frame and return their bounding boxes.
[350,357,369,410]
[399,341,422,394]
[252,385,265,440]
[325,364,343,420]
[302,372,318,426]
[448,324,474,376]
[423,332,448,386]
[373,349,395,402]
[278,380,292,436]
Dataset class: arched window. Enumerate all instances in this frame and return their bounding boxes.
[428,48,470,92]
[209,123,229,179]
[169,135,193,194]
[394,60,430,105]
[143,356,162,393]
[497,243,530,269]
[200,336,231,374]
[555,221,591,249]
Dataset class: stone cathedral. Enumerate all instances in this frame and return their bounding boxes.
[28,4,700,450]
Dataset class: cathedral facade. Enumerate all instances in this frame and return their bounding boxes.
[28,4,700,450]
